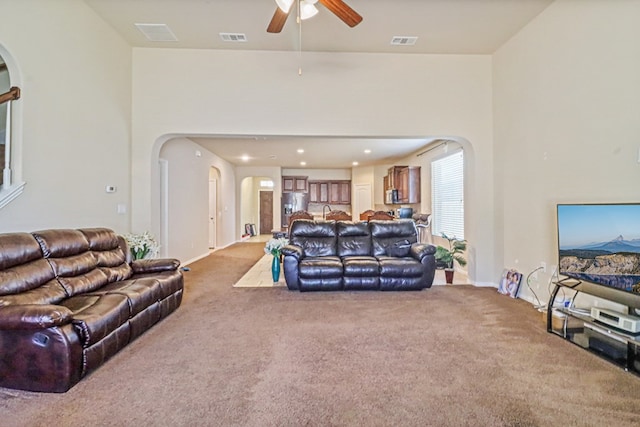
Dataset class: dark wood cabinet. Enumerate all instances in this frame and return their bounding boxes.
[282,176,308,193]
[330,181,351,204]
[398,166,420,203]
[309,180,350,204]
[384,166,420,204]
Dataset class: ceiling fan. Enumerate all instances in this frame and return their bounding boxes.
[267,0,363,33]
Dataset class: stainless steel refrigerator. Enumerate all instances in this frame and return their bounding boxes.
[281,192,309,228]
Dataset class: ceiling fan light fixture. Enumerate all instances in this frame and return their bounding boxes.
[275,0,294,13]
[300,0,319,20]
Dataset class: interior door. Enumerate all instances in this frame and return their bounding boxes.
[208,178,217,248]
[354,183,372,218]
[259,191,274,234]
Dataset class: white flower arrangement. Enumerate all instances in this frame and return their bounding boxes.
[123,231,160,260]
[264,237,289,257]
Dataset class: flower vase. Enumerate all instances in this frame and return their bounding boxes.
[271,256,281,284]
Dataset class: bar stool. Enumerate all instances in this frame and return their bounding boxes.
[413,213,432,244]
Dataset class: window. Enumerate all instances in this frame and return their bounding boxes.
[260,180,274,188]
[431,150,464,239]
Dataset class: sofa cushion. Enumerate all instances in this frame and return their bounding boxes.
[337,221,372,257]
[0,258,57,297]
[299,256,343,278]
[342,256,379,276]
[61,293,131,347]
[0,233,42,270]
[385,239,412,257]
[378,257,424,278]
[289,220,338,257]
[80,228,133,283]
[370,220,418,257]
[0,280,69,306]
[50,253,110,296]
[85,278,164,317]
[131,270,183,298]
[0,233,69,306]
[32,229,90,259]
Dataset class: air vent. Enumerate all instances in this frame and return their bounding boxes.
[390,36,418,46]
[220,33,248,42]
[135,24,178,42]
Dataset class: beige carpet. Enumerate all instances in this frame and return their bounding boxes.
[2,241,640,427]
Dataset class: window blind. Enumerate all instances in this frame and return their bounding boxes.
[431,150,464,239]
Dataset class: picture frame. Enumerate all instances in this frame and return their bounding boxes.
[498,269,522,298]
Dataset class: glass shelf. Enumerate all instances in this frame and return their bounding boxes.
[547,279,640,375]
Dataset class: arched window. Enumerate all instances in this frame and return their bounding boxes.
[0,48,24,209]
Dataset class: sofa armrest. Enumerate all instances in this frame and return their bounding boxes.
[0,304,73,330]
[281,245,303,261]
[410,243,436,261]
[131,258,180,274]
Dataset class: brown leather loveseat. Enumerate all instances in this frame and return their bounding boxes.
[0,227,183,392]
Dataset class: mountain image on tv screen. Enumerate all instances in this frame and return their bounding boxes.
[557,204,640,293]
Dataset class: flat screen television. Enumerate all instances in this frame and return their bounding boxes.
[557,203,640,294]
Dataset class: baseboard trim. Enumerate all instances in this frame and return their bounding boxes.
[181,239,253,267]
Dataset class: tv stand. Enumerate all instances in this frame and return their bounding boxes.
[547,279,640,375]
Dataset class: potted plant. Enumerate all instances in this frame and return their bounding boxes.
[434,233,467,284]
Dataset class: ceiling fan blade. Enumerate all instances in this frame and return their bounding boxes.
[267,7,291,33]
[318,0,363,27]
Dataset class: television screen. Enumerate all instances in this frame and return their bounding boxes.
[557,203,640,294]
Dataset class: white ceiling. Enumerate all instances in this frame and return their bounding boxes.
[190,136,436,169]
[84,0,553,167]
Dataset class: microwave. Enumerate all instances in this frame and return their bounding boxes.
[385,189,398,204]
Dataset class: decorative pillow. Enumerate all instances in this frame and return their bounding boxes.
[386,239,411,257]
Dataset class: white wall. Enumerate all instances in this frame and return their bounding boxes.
[493,0,640,303]
[131,49,495,283]
[236,165,283,235]
[159,137,237,262]
[0,0,131,233]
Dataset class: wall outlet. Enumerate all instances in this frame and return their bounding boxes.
[541,261,546,273]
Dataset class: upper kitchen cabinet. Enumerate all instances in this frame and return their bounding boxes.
[330,181,351,204]
[308,181,329,203]
[397,166,420,204]
[283,176,308,193]
[384,166,420,204]
[309,180,351,204]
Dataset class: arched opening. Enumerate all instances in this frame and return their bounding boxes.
[240,176,277,237]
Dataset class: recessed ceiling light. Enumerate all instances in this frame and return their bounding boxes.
[297,149,304,154]
[352,161,359,166]
[364,149,371,154]
[300,161,307,166]
[241,155,250,162]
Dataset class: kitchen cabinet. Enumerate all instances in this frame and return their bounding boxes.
[309,180,350,204]
[282,176,308,193]
[330,181,351,204]
[308,181,329,203]
[384,166,420,204]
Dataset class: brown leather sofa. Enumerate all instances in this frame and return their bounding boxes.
[0,227,183,392]
[282,219,436,291]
